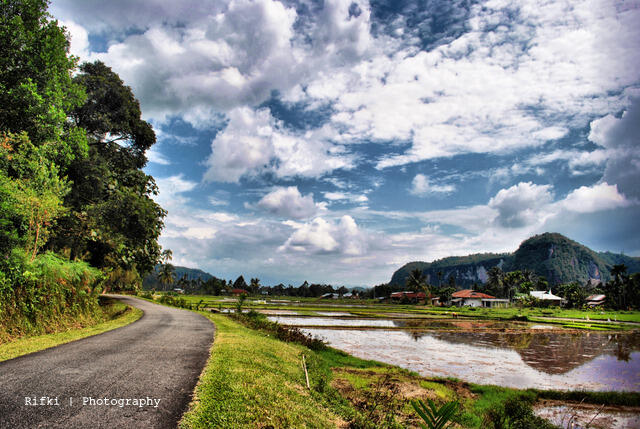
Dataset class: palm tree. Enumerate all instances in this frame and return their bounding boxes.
[158,264,175,291]
[487,266,503,297]
[406,269,430,302]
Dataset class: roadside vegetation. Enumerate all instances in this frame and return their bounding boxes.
[1,1,166,340]
[0,296,142,361]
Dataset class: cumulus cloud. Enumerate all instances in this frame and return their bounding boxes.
[251,186,324,219]
[203,107,353,182]
[279,215,369,255]
[410,174,455,195]
[488,182,554,228]
[588,97,640,198]
[561,183,631,213]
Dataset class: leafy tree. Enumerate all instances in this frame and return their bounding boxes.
[233,275,248,291]
[0,133,68,260]
[71,61,154,169]
[49,61,166,282]
[558,282,586,308]
[0,0,87,165]
[438,287,456,305]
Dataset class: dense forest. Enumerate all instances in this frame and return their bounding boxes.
[0,0,166,339]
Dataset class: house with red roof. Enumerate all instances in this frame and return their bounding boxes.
[390,291,427,303]
[451,289,510,308]
[231,288,248,296]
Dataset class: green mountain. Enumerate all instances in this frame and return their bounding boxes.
[143,265,214,289]
[389,233,639,287]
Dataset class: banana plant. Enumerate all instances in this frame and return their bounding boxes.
[411,398,459,429]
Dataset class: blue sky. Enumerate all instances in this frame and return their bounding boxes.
[52,0,640,286]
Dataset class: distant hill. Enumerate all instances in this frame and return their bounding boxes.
[143,265,214,289]
[390,233,640,287]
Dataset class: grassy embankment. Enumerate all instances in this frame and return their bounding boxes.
[0,296,142,362]
[174,304,640,428]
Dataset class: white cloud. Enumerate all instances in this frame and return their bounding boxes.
[323,191,368,203]
[146,145,171,165]
[410,174,455,196]
[589,97,640,198]
[279,215,370,256]
[488,182,554,228]
[561,183,631,213]
[59,20,90,59]
[154,174,198,208]
[203,107,353,182]
[251,186,324,219]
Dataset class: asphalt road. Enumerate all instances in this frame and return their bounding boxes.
[0,295,215,428]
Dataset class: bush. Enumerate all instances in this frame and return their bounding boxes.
[232,310,327,350]
[0,250,103,340]
[483,396,556,429]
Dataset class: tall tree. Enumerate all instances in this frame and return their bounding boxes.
[407,268,430,299]
[158,264,175,291]
[49,61,166,284]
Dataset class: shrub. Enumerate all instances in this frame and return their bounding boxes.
[0,250,102,339]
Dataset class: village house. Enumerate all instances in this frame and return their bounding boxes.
[451,289,509,308]
[390,291,427,303]
[586,294,606,307]
[530,290,563,305]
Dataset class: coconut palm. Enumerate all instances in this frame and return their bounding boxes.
[158,263,175,291]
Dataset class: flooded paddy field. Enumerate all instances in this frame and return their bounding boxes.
[296,320,640,391]
[267,313,640,390]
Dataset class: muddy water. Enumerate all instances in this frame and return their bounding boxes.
[534,404,640,428]
[302,328,640,391]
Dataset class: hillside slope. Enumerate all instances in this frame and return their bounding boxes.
[390,233,639,287]
[142,265,214,289]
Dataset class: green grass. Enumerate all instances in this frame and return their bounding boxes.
[0,297,142,362]
[179,313,346,428]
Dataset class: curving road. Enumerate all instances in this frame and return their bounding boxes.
[0,295,215,428]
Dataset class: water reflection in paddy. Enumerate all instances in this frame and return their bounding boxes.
[267,316,397,327]
[302,328,640,391]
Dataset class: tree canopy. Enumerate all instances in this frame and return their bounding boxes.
[0,0,167,293]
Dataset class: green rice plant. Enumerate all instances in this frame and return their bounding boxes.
[411,398,459,429]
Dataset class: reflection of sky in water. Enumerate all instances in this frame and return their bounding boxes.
[314,312,353,316]
[267,316,395,327]
[302,329,640,391]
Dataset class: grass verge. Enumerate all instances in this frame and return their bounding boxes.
[0,296,142,362]
[179,313,347,428]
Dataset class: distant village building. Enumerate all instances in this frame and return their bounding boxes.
[451,290,509,308]
[231,288,248,296]
[586,294,606,307]
[530,290,563,305]
[390,291,427,303]
[320,293,339,299]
